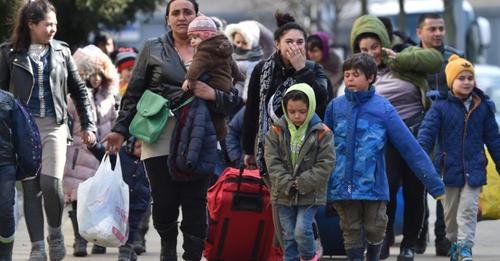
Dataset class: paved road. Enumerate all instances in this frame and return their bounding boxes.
[11,197,500,261]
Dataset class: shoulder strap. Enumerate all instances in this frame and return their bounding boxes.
[318,124,331,140]
[271,125,281,136]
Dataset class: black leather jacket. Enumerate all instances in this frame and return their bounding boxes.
[0,40,96,132]
[113,31,242,137]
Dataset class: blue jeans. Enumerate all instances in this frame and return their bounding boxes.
[277,205,319,261]
[0,165,16,243]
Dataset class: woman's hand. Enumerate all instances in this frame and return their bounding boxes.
[103,132,125,154]
[382,47,397,60]
[82,130,96,145]
[244,154,257,169]
[285,43,306,71]
[192,81,216,101]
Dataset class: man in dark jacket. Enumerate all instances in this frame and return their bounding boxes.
[416,12,463,256]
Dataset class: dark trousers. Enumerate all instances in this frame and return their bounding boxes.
[143,156,210,258]
[0,165,16,242]
[421,197,447,242]
[385,142,426,249]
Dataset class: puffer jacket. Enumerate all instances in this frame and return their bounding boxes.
[324,87,444,201]
[350,15,443,110]
[0,40,95,132]
[112,30,242,138]
[169,98,218,181]
[225,106,245,164]
[0,89,16,166]
[417,88,500,187]
[63,85,118,202]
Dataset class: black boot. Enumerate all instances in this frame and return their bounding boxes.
[0,242,13,261]
[181,233,204,261]
[346,247,364,261]
[118,244,137,261]
[69,209,87,257]
[415,226,428,254]
[366,244,382,261]
[380,231,394,259]
[159,222,178,261]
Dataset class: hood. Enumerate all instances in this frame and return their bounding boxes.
[197,34,233,58]
[311,31,331,61]
[282,83,316,129]
[350,15,391,54]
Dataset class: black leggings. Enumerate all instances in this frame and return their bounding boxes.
[385,142,426,249]
[143,156,210,243]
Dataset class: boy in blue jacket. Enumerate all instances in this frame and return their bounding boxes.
[417,55,500,261]
[324,53,445,261]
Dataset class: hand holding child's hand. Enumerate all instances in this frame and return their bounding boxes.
[181,80,190,92]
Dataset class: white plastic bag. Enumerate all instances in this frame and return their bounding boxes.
[77,153,129,247]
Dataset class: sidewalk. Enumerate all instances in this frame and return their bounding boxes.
[12,197,500,260]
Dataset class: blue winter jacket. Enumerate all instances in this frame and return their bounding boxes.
[325,87,445,201]
[225,106,245,164]
[169,98,218,181]
[417,88,500,187]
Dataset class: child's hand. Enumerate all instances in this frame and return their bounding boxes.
[382,47,397,60]
[435,194,445,201]
[181,80,190,92]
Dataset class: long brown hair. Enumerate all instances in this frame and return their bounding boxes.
[10,0,56,52]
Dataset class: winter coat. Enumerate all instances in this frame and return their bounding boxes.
[187,34,244,140]
[265,114,334,206]
[0,40,96,132]
[63,85,118,202]
[112,31,242,139]
[417,88,500,187]
[350,15,443,110]
[324,87,444,201]
[225,106,245,164]
[264,83,335,206]
[87,142,151,211]
[0,90,17,166]
[169,98,218,181]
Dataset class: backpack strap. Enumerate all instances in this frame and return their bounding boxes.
[271,125,281,136]
[318,124,331,140]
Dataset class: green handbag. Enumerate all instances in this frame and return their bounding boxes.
[129,90,171,144]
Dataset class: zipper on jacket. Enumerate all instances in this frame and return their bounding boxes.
[13,60,35,103]
[461,97,480,183]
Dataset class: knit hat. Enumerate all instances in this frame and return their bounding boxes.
[225,20,261,49]
[188,16,217,40]
[445,54,474,88]
[115,47,137,73]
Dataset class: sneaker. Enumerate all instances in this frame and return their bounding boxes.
[28,245,47,261]
[449,242,458,261]
[46,234,66,261]
[457,243,473,261]
[91,244,106,254]
[435,238,451,257]
[118,245,137,261]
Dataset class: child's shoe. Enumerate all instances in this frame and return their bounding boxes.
[449,242,458,261]
[91,244,106,254]
[457,242,473,261]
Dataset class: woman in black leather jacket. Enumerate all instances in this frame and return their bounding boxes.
[0,1,96,260]
[104,0,241,260]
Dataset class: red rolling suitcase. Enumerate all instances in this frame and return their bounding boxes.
[204,167,275,261]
